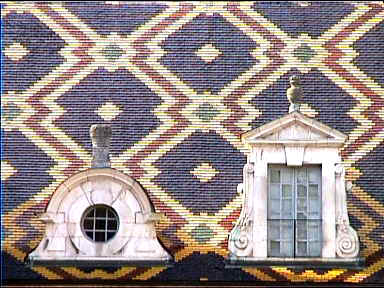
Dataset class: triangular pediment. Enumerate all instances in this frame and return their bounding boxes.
[242,111,347,146]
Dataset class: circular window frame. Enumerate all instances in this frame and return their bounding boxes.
[81,204,120,243]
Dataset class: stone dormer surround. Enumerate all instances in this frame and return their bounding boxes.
[228,111,363,267]
[28,125,171,266]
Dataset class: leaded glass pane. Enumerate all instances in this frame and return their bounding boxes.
[281,240,294,257]
[309,241,321,257]
[269,199,280,219]
[281,220,293,240]
[297,168,306,184]
[269,221,280,239]
[297,222,307,240]
[271,170,280,183]
[82,205,119,242]
[282,184,292,198]
[95,219,106,230]
[95,231,105,242]
[83,219,93,230]
[270,184,280,199]
[282,199,293,218]
[297,198,307,213]
[268,220,294,257]
[297,184,307,197]
[309,221,321,239]
[108,220,118,230]
[309,184,319,199]
[96,207,106,217]
[270,241,280,256]
[308,167,321,184]
[268,165,322,258]
[282,168,293,183]
[297,241,307,256]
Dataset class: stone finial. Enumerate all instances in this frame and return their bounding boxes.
[287,75,303,113]
[90,124,112,168]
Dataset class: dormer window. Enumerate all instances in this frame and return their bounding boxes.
[228,105,363,267]
[28,125,171,266]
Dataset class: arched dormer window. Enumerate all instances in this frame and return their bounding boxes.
[28,125,171,266]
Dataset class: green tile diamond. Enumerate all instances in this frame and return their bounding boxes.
[2,103,21,121]
[191,224,214,244]
[102,44,124,62]
[195,103,219,122]
[294,43,315,63]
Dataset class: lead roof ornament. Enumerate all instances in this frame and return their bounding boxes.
[287,75,303,113]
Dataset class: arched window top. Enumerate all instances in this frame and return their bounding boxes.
[46,168,153,217]
[29,168,171,266]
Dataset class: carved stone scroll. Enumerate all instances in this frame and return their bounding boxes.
[228,163,254,257]
[335,164,360,258]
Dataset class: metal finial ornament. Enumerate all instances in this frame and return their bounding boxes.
[287,75,303,113]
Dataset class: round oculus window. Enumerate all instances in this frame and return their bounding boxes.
[81,205,119,242]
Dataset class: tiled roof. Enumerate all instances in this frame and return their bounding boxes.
[2,1,384,283]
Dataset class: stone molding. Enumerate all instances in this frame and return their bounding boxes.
[28,168,171,264]
[228,112,361,265]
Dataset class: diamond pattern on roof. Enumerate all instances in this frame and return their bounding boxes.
[2,1,384,283]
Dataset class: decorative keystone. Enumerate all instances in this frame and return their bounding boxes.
[287,75,303,113]
[145,212,165,223]
[90,124,112,168]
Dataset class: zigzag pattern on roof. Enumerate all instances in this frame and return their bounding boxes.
[2,1,384,283]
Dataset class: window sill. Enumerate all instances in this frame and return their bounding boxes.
[27,257,174,268]
[226,256,365,269]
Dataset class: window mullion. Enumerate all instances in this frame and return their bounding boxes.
[280,180,282,256]
[93,208,96,241]
[306,167,309,257]
[105,207,108,242]
[294,168,297,258]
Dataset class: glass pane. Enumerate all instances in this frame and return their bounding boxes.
[268,221,280,240]
[308,221,321,241]
[95,219,106,230]
[309,199,321,218]
[282,169,293,184]
[309,241,321,257]
[108,220,118,230]
[308,168,320,184]
[297,169,307,184]
[96,207,107,218]
[107,232,115,241]
[269,199,280,219]
[271,170,280,183]
[282,199,293,218]
[281,221,293,240]
[95,232,105,242]
[281,240,294,257]
[297,220,308,240]
[297,241,307,256]
[297,185,307,198]
[268,220,294,257]
[85,231,93,240]
[83,219,93,230]
[269,241,280,256]
[86,209,95,218]
[309,184,319,199]
[269,184,280,199]
[297,198,307,212]
[282,184,292,198]
[297,212,307,219]
[108,210,115,218]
